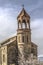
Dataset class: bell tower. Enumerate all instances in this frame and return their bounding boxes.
[17,7,31,62]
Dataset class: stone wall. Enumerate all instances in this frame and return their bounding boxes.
[7,40,18,65]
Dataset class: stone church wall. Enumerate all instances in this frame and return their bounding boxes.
[7,40,18,65]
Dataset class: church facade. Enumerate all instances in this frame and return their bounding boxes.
[0,8,37,65]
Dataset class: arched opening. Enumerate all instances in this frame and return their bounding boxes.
[22,20,26,29]
[22,36,24,42]
[3,54,5,62]
[19,22,21,29]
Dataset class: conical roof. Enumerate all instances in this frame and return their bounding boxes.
[17,8,30,19]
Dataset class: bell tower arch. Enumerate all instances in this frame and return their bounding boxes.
[17,7,31,44]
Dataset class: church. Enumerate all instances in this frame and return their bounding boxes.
[0,7,37,65]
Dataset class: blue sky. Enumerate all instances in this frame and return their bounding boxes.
[0,0,43,57]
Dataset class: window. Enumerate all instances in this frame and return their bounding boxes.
[22,36,24,42]
[31,48,34,53]
[22,22,25,28]
[22,20,26,28]
[19,22,21,29]
[3,54,5,62]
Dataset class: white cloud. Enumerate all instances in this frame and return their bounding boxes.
[0,7,18,41]
[31,19,43,38]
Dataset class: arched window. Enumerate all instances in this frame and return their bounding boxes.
[22,20,26,28]
[31,48,34,53]
[3,54,5,62]
[19,22,21,29]
[22,36,24,42]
